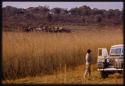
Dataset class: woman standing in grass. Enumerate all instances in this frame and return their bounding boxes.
[84,49,92,79]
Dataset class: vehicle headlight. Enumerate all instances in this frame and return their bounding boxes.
[107,58,110,62]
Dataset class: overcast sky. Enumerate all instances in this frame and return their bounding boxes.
[2,2,123,10]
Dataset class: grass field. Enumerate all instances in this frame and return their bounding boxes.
[3,65,123,84]
[2,65,123,84]
[2,25,123,84]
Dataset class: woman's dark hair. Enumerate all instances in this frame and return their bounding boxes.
[87,49,91,53]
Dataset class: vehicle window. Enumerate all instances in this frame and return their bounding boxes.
[110,48,121,55]
[98,49,102,56]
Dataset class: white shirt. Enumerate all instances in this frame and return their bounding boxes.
[85,53,91,65]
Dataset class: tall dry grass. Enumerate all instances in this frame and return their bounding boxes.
[2,26,123,80]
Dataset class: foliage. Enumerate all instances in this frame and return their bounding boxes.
[2,5,123,31]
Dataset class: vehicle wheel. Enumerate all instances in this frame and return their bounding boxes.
[100,71,108,79]
[118,71,122,74]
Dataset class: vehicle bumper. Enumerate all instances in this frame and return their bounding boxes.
[98,68,123,71]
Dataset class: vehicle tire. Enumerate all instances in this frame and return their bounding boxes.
[118,71,122,74]
[100,71,108,79]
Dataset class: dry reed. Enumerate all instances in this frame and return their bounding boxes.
[2,26,123,80]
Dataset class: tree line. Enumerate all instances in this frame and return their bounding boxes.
[3,5,123,31]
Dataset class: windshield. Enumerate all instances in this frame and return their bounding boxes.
[110,48,122,55]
